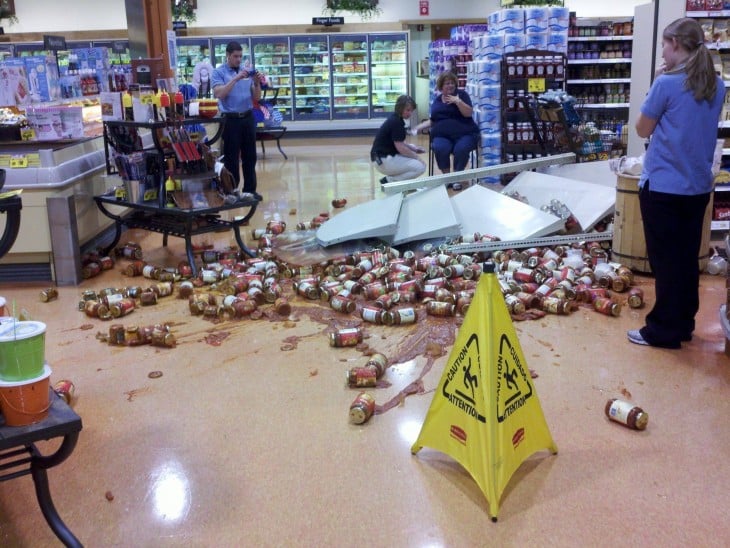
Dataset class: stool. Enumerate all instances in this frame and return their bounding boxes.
[427,132,479,176]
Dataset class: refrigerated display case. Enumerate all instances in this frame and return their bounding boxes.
[252,36,292,121]
[212,37,251,69]
[330,34,369,119]
[291,35,331,121]
[0,45,13,62]
[369,33,408,118]
[92,40,130,68]
[176,37,211,87]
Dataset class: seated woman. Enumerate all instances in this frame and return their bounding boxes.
[371,95,426,186]
[414,72,479,179]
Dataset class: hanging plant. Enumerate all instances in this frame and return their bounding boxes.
[323,0,381,21]
[171,0,197,24]
[0,0,18,26]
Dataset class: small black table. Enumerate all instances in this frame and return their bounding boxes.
[256,126,288,159]
[0,194,22,260]
[94,194,259,276]
[0,390,83,547]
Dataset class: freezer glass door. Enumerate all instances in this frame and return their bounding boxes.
[176,38,212,88]
[252,36,292,122]
[369,33,408,118]
[291,35,331,121]
[330,34,369,120]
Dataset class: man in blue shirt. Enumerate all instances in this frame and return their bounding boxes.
[211,41,263,200]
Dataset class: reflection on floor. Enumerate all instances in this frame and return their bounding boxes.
[1,136,729,546]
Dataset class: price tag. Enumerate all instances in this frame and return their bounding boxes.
[527,78,546,93]
[26,153,41,167]
[10,155,28,168]
[20,127,36,141]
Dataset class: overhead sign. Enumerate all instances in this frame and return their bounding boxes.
[43,34,67,51]
[312,16,344,26]
[419,0,429,16]
[172,21,187,31]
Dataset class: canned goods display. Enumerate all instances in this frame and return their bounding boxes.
[274,297,291,316]
[349,392,376,424]
[139,290,158,306]
[426,301,455,317]
[81,262,101,279]
[364,353,388,378]
[385,307,417,325]
[329,295,356,313]
[53,379,75,405]
[593,297,621,317]
[605,398,648,430]
[361,306,386,324]
[40,287,58,302]
[330,327,363,347]
[627,287,644,309]
[347,367,377,388]
[110,297,136,318]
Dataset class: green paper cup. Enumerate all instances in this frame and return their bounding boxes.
[0,320,47,382]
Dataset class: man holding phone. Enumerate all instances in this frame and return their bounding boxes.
[212,41,263,200]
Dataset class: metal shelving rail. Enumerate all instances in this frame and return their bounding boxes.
[382,152,614,252]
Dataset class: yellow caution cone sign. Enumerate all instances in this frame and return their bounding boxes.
[411,262,557,521]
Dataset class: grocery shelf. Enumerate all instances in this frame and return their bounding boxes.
[568,58,632,64]
[576,103,630,109]
[567,78,631,84]
[568,35,633,41]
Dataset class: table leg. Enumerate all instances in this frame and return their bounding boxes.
[233,224,255,258]
[102,220,123,257]
[184,232,198,277]
[30,435,82,547]
[275,137,288,160]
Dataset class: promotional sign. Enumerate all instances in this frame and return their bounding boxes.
[419,1,429,16]
[411,265,557,521]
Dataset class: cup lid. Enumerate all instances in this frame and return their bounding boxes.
[0,363,51,387]
[0,320,46,341]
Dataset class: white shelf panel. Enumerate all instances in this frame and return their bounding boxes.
[712,220,730,230]
[567,78,631,84]
[568,58,632,65]
[568,35,633,41]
